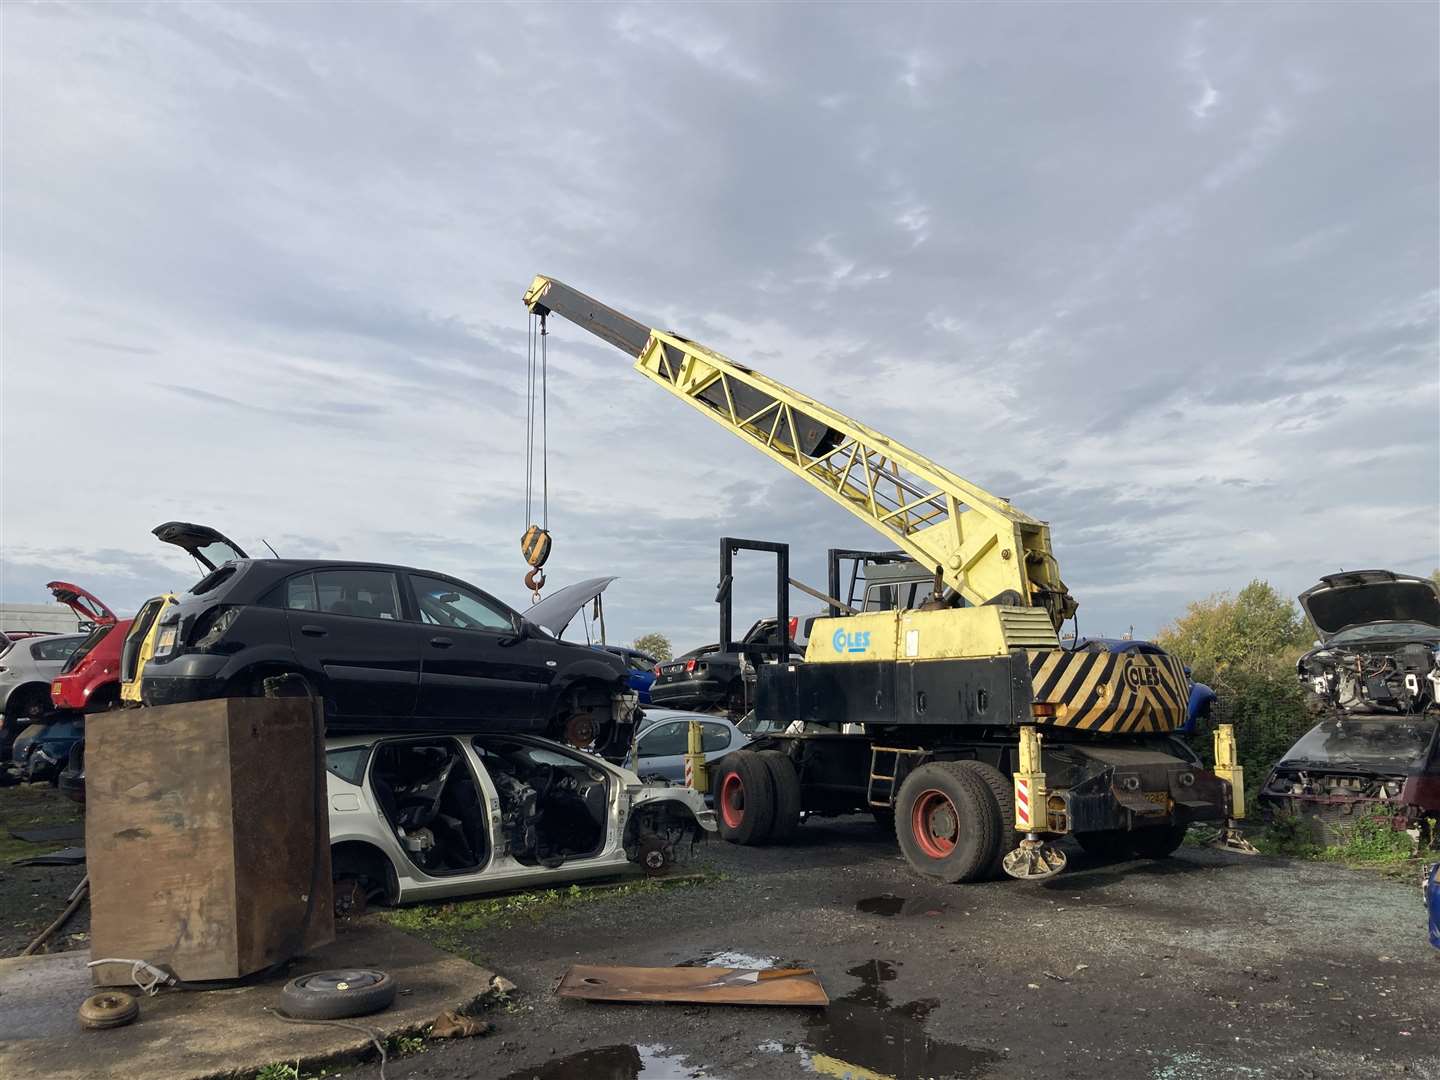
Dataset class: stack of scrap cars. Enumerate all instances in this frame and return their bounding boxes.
[6,522,714,912]
[1260,570,1440,842]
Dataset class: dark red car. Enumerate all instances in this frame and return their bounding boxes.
[46,582,128,714]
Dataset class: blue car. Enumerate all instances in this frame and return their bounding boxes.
[1069,637,1216,732]
[9,715,84,784]
[596,645,659,705]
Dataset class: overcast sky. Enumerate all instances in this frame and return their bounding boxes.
[2,2,1437,650]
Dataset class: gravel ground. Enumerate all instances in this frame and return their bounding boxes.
[344,816,1440,1080]
[4,787,1434,1080]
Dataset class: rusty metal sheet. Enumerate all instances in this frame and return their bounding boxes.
[557,963,828,1007]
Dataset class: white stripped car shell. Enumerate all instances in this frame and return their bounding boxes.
[325,731,716,905]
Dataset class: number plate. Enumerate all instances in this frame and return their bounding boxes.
[156,627,178,654]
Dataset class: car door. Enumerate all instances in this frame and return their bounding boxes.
[407,574,546,723]
[633,720,691,782]
[282,568,422,719]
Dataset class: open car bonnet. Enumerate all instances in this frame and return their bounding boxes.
[152,521,249,572]
[45,581,117,626]
[1298,570,1440,640]
[524,576,617,638]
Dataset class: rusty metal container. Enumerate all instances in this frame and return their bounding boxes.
[86,697,333,982]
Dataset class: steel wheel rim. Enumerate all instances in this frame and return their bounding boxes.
[720,772,745,829]
[912,788,959,858]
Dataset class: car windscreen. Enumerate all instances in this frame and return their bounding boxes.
[60,625,112,674]
[1329,621,1440,643]
[1280,718,1438,772]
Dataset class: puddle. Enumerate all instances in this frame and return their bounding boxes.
[498,1043,712,1080]
[677,949,784,969]
[759,959,1001,1080]
[856,894,949,918]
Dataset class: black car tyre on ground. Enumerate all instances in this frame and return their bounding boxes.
[757,749,801,844]
[896,761,998,883]
[954,759,1022,879]
[1076,829,1136,862]
[279,969,397,1020]
[1129,823,1188,859]
[714,751,775,846]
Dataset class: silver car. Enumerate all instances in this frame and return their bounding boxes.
[1,633,86,757]
[325,730,717,912]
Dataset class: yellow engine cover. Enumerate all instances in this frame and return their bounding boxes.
[1026,648,1189,733]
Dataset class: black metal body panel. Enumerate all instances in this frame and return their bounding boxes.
[756,654,1031,729]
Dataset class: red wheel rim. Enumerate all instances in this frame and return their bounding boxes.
[911,788,959,859]
[720,772,745,829]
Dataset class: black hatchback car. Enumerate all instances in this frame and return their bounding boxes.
[141,560,637,754]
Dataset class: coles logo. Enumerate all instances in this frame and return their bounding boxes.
[1124,661,1162,689]
[832,629,871,655]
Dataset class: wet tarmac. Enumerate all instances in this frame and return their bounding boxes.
[496,1043,711,1080]
[855,893,950,917]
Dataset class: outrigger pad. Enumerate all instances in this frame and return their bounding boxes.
[1208,826,1260,855]
[1003,839,1067,881]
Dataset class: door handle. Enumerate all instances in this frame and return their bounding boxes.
[429,636,454,649]
[300,624,328,638]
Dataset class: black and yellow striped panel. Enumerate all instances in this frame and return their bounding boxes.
[1026,649,1188,733]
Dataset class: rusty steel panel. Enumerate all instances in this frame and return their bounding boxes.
[557,964,828,1007]
[87,697,333,982]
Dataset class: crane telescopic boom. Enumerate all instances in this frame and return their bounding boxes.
[523,275,1077,630]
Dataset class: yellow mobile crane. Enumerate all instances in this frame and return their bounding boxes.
[523,275,1250,881]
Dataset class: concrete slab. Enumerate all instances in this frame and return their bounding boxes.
[0,921,498,1080]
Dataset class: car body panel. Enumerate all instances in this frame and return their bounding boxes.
[45,582,116,627]
[1,633,86,724]
[523,577,618,638]
[1298,570,1440,641]
[151,520,249,572]
[324,730,714,904]
[51,617,129,713]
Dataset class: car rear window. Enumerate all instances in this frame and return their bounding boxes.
[60,625,112,674]
[191,565,238,595]
[31,637,82,662]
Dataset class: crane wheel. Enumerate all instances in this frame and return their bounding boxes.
[895,761,998,883]
[756,750,801,844]
[713,752,775,846]
[952,760,1023,880]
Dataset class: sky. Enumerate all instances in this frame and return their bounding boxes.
[2,2,1437,651]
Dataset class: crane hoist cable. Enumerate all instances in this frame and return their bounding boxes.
[521,312,552,598]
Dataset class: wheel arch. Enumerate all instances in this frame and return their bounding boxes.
[329,839,399,905]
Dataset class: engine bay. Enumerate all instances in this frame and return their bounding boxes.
[1297,640,1440,715]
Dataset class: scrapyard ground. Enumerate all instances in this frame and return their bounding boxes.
[2,785,1436,1079]
[344,816,1439,1080]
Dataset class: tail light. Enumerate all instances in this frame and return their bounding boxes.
[787,617,798,640]
[652,665,661,677]
[685,658,697,673]
[191,606,239,651]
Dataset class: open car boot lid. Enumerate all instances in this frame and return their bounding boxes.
[524,576,618,638]
[1298,570,1440,640]
[45,581,117,626]
[152,521,249,573]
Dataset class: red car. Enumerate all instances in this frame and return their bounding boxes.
[46,582,128,714]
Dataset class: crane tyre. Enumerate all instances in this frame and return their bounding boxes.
[953,760,1022,879]
[896,761,997,883]
[756,750,801,844]
[713,751,775,846]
